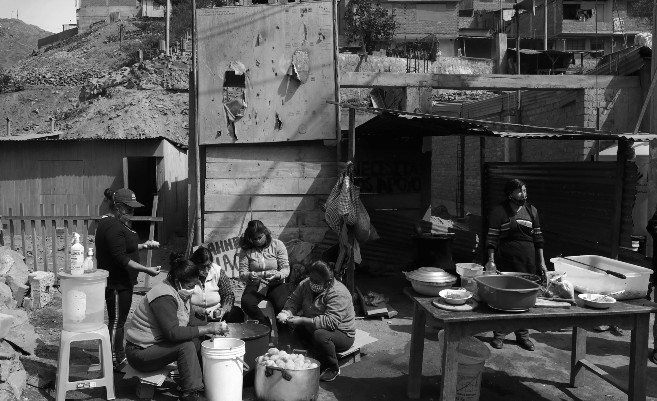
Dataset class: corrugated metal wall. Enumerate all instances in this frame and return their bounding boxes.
[483,162,638,264]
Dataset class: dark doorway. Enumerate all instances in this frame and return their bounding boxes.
[127,157,158,241]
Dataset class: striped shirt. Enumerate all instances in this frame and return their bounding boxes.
[486,202,544,250]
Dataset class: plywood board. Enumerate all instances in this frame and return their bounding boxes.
[197,3,336,144]
[205,177,335,195]
[206,161,337,179]
[205,195,318,212]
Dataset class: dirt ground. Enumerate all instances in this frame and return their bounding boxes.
[18,245,657,401]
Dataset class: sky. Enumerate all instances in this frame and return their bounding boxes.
[0,0,77,33]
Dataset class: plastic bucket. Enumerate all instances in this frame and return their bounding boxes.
[438,332,491,401]
[201,338,248,401]
[59,270,108,332]
[224,323,270,386]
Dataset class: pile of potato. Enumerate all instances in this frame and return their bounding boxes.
[256,348,319,370]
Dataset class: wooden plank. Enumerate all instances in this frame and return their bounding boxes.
[339,72,641,90]
[144,195,159,289]
[204,195,318,212]
[628,314,650,400]
[206,161,338,179]
[30,219,37,272]
[205,143,337,163]
[570,327,587,387]
[205,211,325,228]
[578,359,628,394]
[8,208,14,251]
[51,204,57,276]
[205,178,336,195]
[407,302,426,399]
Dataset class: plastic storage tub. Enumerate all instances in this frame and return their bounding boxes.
[551,255,652,300]
[59,270,108,332]
[474,275,541,311]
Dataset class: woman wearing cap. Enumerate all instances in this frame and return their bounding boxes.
[238,220,290,330]
[96,188,162,370]
[277,260,355,382]
[485,179,547,351]
[189,246,245,323]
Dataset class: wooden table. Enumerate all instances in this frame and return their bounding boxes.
[404,287,657,401]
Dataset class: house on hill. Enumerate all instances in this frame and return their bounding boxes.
[506,0,651,55]
[76,0,164,31]
[0,132,187,243]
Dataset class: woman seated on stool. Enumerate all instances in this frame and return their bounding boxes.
[238,220,290,329]
[277,260,355,382]
[190,246,245,323]
[124,253,227,401]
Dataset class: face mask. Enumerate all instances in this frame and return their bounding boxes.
[177,283,195,300]
[309,282,325,293]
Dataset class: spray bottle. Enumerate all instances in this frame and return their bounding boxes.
[70,233,85,276]
[82,248,96,273]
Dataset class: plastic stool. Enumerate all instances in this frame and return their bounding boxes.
[55,326,115,401]
[250,300,278,346]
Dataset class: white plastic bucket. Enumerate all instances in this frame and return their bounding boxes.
[201,338,248,401]
[438,332,491,401]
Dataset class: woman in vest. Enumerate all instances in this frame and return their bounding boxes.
[124,253,227,401]
[190,246,245,323]
[486,178,547,351]
[277,260,356,382]
[238,220,290,329]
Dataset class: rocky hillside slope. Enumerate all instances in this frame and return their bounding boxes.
[0,19,51,70]
[0,19,190,146]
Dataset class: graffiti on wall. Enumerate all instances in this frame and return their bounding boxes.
[355,161,422,193]
[204,236,241,277]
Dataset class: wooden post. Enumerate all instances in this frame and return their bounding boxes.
[30,218,37,272]
[8,208,14,251]
[123,157,129,188]
[348,109,356,162]
[51,204,57,276]
[332,0,341,162]
[144,195,159,289]
[543,0,548,50]
[165,0,171,56]
[40,204,47,272]
[19,204,26,263]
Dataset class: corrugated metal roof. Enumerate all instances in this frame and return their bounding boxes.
[0,132,61,141]
[340,104,657,141]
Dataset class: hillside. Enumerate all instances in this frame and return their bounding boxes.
[0,19,51,69]
[0,18,190,147]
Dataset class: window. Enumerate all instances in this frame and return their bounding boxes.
[566,38,585,51]
[590,38,604,51]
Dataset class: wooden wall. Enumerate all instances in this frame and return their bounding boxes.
[161,140,190,240]
[203,141,337,275]
[0,139,187,242]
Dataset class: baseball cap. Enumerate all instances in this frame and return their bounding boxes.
[113,188,144,208]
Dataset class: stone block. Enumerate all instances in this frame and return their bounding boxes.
[27,272,55,308]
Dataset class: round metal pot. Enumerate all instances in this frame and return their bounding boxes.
[254,356,320,401]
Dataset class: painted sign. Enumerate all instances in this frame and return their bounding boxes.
[204,236,242,278]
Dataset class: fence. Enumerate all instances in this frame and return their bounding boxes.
[1,203,162,280]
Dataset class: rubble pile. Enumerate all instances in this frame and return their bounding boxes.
[79,55,190,101]
[0,247,39,401]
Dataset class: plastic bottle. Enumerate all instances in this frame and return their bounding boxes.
[70,233,85,276]
[82,248,96,273]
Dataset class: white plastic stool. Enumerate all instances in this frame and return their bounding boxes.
[55,326,115,401]
[251,300,278,346]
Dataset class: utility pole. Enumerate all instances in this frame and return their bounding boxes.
[165,0,171,56]
[648,0,657,260]
[543,0,548,50]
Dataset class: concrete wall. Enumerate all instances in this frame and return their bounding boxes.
[78,0,138,31]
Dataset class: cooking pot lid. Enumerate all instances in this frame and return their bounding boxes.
[225,323,270,341]
[406,267,456,283]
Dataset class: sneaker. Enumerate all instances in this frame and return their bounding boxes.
[319,367,340,382]
[180,390,207,401]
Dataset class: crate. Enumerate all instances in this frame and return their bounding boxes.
[551,255,652,300]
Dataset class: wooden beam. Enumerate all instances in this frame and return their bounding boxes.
[339,72,640,90]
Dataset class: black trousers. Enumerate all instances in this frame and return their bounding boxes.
[283,325,354,370]
[241,282,289,326]
[105,286,133,364]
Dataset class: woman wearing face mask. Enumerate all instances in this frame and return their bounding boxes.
[95,188,162,371]
[189,246,245,323]
[485,178,547,351]
[124,253,228,401]
[277,260,355,382]
[238,220,290,330]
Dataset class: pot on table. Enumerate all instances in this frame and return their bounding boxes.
[254,356,320,401]
[404,267,457,296]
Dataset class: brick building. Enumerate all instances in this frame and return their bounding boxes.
[76,0,163,31]
[507,0,651,55]
[457,0,515,58]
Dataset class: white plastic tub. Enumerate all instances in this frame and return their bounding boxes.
[550,255,652,300]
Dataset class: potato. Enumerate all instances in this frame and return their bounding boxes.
[268,347,279,355]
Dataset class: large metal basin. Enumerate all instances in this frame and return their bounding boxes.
[254,356,320,401]
[474,275,541,311]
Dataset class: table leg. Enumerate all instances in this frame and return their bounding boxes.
[628,314,649,401]
[439,326,460,401]
[407,302,427,399]
[570,326,587,387]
